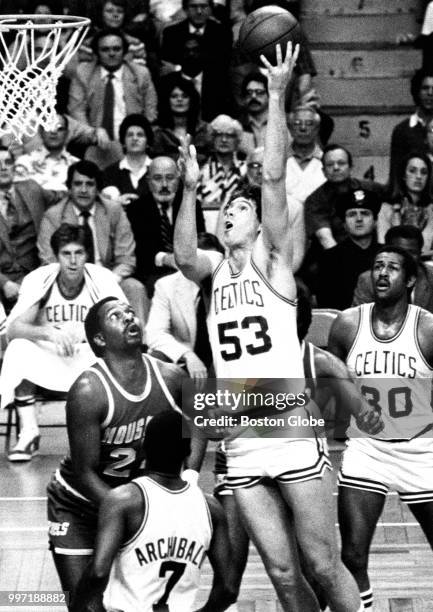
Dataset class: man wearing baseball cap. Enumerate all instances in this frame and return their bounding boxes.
[316,188,382,309]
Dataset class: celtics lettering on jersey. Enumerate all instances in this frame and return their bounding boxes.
[347,304,433,440]
[36,281,92,344]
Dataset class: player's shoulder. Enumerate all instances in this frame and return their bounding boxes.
[146,355,187,398]
[332,306,362,334]
[68,365,107,407]
[103,480,142,510]
[416,306,433,334]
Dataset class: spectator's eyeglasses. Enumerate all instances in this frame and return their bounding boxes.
[292,120,315,128]
[189,3,209,9]
[245,89,267,97]
[214,132,237,138]
[99,45,123,52]
[247,162,262,169]
[0,158,14,168]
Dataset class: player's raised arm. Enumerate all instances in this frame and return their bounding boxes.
[174,139,221,283]
[259,42,299,258]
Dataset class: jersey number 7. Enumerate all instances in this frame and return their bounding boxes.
[153,561,187,611]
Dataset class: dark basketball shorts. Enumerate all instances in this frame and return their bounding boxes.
[47,472,98,555]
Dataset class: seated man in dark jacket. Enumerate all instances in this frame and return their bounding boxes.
[353,224,433,313]
[316,188,381,309]
[126,156,205,298]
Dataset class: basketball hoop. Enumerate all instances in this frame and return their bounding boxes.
[0,14,90,142]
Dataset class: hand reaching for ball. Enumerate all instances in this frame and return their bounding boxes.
[260,42,299,95]
[178,135,200,191]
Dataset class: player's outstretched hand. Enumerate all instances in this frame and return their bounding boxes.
[178,135,200,190]
[260,41,299,95]
[356,401,384,436]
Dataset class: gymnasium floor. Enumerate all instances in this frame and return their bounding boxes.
[0,401,432,612]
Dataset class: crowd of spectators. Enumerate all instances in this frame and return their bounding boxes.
[2,0,433,458]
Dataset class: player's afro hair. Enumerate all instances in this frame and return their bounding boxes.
[144,411,191,472]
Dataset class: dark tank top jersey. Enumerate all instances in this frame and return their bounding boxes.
[59,355,180,493]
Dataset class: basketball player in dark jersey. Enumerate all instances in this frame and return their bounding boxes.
[47,297,203,608]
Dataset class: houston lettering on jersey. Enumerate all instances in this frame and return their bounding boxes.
[135,537,207,568]
[354,351,417,378]
[212,279,264,315]
[102,416,152,446]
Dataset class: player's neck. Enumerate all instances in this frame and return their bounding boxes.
[147,471,186,490]
[373,299,409,327]
[228,245,252,273]
[103,350,146,392]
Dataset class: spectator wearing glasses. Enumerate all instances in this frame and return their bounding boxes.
[285,105,325,208]
[14,114,79,198]
[238,72,271,155]
[197,114,247,213]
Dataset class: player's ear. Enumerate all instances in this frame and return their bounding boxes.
[406,273,417,290]
[93,331,106,350]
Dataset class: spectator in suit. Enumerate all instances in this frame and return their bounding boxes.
[68,27,157,166]
[0,147,57,313]
[126,155,205,297]
[175,33,233,121]
[316,188,381,309]
[152,73,211,163]
[14,114,79,197]
[353,224,433,313]
[101,113,153,205]
[147,232,223,380]
[37,160,148,326]
[389,69,433,189]
[160,0,232,72]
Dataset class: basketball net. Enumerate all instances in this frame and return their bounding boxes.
[0,15,89,142]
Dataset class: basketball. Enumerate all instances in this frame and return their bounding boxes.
[238,6,301,65]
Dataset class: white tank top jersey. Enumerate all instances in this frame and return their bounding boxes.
[103,477,213,612]
[36,281,92,344]
[346,303,433,440]
[208,257,304,381]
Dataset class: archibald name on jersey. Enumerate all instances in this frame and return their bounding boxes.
[45,303,89,324]
[354,350,417,378]
[213,279,264,315]
[102,416,152,446]
[134,537,207,568]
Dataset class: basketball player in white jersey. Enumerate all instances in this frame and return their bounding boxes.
[70,410,237,612]
[47,297,205,609]
[329,245,433,610]
[3,223,125,461]
[174,43,366,612]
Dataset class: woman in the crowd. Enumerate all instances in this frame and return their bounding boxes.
[378,152,433,255]
[152,73,211,164]
[101,113,153,205]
